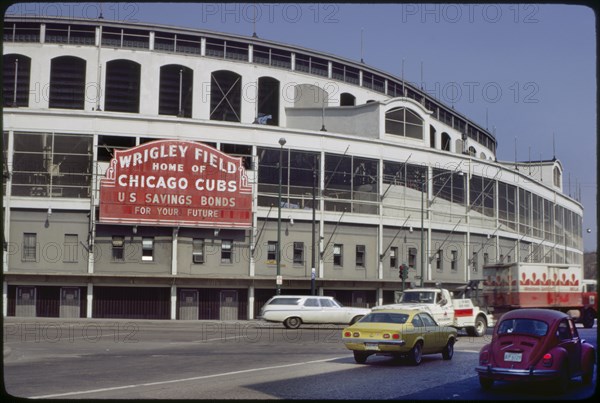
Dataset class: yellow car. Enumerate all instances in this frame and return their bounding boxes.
[342,308,458,365]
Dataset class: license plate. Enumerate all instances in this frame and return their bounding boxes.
[504,352,522,362]
[365,343,380,351]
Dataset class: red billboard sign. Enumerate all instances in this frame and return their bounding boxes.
[99,140,252,228]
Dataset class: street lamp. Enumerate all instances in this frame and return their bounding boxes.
[276,137,286,295]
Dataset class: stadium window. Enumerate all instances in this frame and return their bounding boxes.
[49,56,86,110]
[390,247,398,268]
[105,59,141,113]
[356,245,366,267]
[3,54,31,107]
[385,107,423,139]
[210,70,241,122]
[63,234,78,263]
[142,237,154,261]
[408,247,417,269]
[192,238,205,263]
[333,244,343,267]
[257,76,280,126]
[267,241,277,261]
[435,249,443,271]
[293,242,304,264]
[221,240,233,263]
[159,64,193,118]
[451,250,458,271]
[22,233,37,262]
[112,236,124,261]
[472,251,478,272]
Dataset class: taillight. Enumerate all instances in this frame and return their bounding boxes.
[542,353,553,367]
[392,333,400,339]
[480,351,489,364]
[383,333,390,339]
[353,332,360,337]
[344,331,351,337]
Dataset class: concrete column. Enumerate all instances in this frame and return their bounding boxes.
[86,283,93,318]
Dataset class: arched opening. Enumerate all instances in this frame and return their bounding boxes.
[3,54,30,107]
[553,166,562,187]
[385,107,423,140]
[340,92,356,106]
[430,125,436,148]
[105,59,141,113]
[441,132,451,151]
[468,146,476,156]
[257,76,280,126]
[210,70,241,122]
[159,64,193,117]
[49,56,86,109]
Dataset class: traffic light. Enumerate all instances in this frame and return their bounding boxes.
[399,264,408,280]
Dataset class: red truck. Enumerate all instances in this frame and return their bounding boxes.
[482,263,597,328]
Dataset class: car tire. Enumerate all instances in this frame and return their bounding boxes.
[408,342,423,366]
[353,351,369,364]
[442,338,454,360]
[350,315,364,325]
[554,363,570,394]
[479,376,494,390]
[283,317,302,329]
[467,316,487,337]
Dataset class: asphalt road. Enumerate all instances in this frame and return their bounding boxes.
[3,317,597,400]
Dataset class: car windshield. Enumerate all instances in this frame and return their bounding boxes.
[497,318,549,337]
[399,292,435,304]
[359,312,409,324]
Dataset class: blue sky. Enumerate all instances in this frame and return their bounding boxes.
[5,3,597,251]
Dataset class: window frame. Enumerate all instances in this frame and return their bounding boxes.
[192,238,205,264]
[221,239,233,263]
[141,236,154,262]
[22,232,37,262]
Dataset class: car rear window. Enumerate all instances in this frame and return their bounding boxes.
[267,298,301,305]
[359,312,409,324]
[497,318,548,337]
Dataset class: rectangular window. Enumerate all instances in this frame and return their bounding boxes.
[221,240,233,263]
[333,244,343,267]
[63,234,78,263]
[390,247,398,268]
[356,245,365,267]
[267,241,277,261]
[483,252,489,266]
[192,238,204,264]
[142,237,154,261]
[293,242,304,264]
[435,249,443,271]
[22,233,37,262]
[408,247,417,269]
[472,251,478,272]
[112,236,124,261]
[451,250,458,271]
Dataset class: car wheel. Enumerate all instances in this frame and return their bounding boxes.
[283,317,302,329]
[582,359,594,385]
[554,363,570,394]
[442,338,454,360]
[582,309,595,329]
[408,342,423,366]
[350,315,364,325]
[467,316,487,337]
[479,376,494,390]
[353,351,369,364]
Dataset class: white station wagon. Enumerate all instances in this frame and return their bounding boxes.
[259,295,371,329]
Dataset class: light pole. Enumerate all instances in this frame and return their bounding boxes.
[276,137,286,295]
[419,169,463,287]
[311,154,317,295]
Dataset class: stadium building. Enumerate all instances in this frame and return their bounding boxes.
[2,16,583,320]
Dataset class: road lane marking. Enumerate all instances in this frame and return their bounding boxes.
[29,356,348,399]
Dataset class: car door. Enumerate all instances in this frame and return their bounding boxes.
[319,298,345,323]
[419,312,442,353]
[301,298,322,323]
